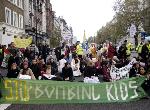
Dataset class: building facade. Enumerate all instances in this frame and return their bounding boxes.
[143,0,150,34]
[45,0,54,45]
[24,0,50,45]
[59,17,73,46]
[53,16,74,46]
[0,0,24,45]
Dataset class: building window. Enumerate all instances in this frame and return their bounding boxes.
[13,11,18,27]
[13,0,18,5]
[11,11,13,25]
[8,0,14,3]
[19,14,23,28]
[5,7,11,25]
[18,0,23,9]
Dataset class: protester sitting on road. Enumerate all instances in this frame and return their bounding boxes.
[41,63,56,80]
[46,54,52,63]
[71,55,81,77]
[7,52,17,71]
[20,57,30,69]
[101,60,111,82]
[84,61,96,78]
[62,62,74,81]
[129,62,140,78]
[38,58,46,72]
[146,60,150,75]
[79,55,87,74]
[111,56,120,65]
[30,59,41,79]
[138,66,147,76]
[48,58,58,75]
[18,62,35,80]
[65,45,70,62]
[141,68,150,97]
[7,63,19,78]
[95,55,102,77]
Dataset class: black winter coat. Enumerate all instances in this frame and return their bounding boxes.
[84,66,96,78]
[7,69,19,78]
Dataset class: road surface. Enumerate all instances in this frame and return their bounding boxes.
[3,99,150,110]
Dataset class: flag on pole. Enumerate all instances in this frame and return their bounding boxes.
[83,30,86,43]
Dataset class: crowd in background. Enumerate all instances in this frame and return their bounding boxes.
[0,40,150,96]
[0,39,150,96]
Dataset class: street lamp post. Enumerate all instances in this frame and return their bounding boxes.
[33,0,42,45]
[35,18,38,45]
[35,3,39,46]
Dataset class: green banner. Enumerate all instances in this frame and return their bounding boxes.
[0,77,147,104]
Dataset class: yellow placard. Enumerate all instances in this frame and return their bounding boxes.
[14,37,32,48]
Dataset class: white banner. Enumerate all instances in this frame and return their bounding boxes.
[62,31,72,40]
[130,24,137,37]
[110,58,136,81]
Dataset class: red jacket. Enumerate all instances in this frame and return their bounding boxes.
[107,45,116,59]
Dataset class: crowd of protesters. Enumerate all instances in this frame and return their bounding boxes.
[0,39,150,96]
[0,40,150,98]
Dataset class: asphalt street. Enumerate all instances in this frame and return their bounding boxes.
[4,99,150,110]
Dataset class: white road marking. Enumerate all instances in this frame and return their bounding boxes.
[0,104,11,110]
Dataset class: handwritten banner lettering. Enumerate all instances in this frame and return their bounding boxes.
[0,77,146,104]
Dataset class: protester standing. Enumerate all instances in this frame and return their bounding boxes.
[118,40,127,59]
[55,46,61,61]
[107,42,116,59]
[141,41,149,63]
[76,41,83,59]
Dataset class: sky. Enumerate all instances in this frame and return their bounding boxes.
[51,0,116,42]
